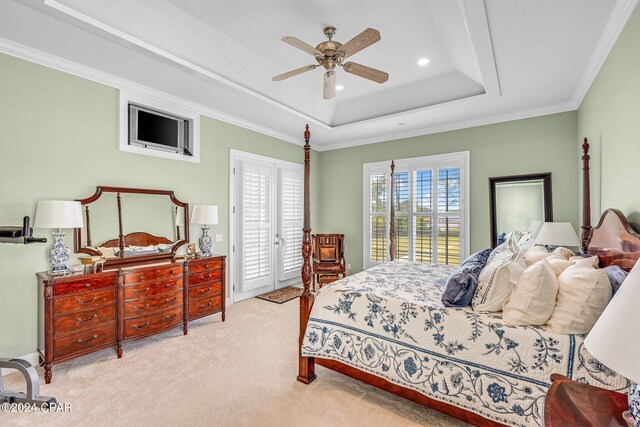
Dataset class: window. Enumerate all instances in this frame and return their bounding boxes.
[363,152,469,269]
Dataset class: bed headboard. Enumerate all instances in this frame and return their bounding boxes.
[586,209,640,271]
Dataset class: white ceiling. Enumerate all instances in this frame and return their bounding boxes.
[0,0,637,150]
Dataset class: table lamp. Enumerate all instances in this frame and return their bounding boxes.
[190,205,218,257]
[534,222,580,248]
[585,259,640,426]
[34,200,83,273]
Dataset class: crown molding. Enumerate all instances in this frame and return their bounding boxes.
[571,0,639,109]
[0,37,302,146]
[317,101,576,152]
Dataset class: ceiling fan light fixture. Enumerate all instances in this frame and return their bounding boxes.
[417,58,430,67]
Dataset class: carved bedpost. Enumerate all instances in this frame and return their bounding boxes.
[581,138,591,252]
[298,124,316,384]
[116,192,125,258]
[389,161,396,261]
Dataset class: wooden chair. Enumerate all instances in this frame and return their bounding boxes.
[312,234,346,290]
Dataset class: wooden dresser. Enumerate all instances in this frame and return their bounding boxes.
[38,255,225,383]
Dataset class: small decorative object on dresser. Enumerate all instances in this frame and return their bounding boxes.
[585,259,640,427]
[34,200,83,273]
[190,205,218,257]
[185,243,196,258]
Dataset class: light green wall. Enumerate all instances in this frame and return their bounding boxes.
[317,112,579,273]
[0,52,319,357]
[577,5,640,223]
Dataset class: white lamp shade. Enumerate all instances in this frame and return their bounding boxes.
[34,200,83,229]
[585,260,640,383]
[534,222,579,247]
[191,205,218,225]
[175,208,184,227]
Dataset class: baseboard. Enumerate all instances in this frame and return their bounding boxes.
[1,352,40,377]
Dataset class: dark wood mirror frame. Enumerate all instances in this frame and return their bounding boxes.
[489,173,553,248]
[74,186,189,267]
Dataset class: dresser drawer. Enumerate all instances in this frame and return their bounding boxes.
[188,281,221,300]
[189,295,222,319]
[124,278,183,300]
[53,274,116,296]
[188,258,223,274]
[123,265,182,285]
[124,306,183,339]
[188,269,223,286]
[53,289,116,313]
[53,323,116,359]
[123,290,182,318]
[54,304,116,337]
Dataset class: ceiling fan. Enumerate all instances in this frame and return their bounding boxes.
[273,26,389,99]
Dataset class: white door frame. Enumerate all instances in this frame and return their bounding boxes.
[228,150,302,305]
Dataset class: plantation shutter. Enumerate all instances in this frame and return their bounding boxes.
[369,172,388,264]
[413,169,434,263]
[240,161,273,291]
[278,168,303,281]
[436,167,461,265]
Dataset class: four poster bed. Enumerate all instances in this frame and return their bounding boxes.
[296,128,640,426]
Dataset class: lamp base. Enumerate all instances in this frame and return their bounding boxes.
[629,382,640,427]
[49,231,70,274]
[198,226,213,258]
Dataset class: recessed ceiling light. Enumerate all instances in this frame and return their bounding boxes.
[417,58,430,66]
[335,85,344,91]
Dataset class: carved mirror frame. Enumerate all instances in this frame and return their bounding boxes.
[489,173,553,248]
[74,186,189,267]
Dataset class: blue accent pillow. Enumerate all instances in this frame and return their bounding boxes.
[442,248,492,307]
[604,265,628,295]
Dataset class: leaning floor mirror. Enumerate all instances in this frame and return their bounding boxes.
[489,173,552,248]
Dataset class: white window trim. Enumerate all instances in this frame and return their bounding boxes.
[119,91,200,163]
[363,151,470,269]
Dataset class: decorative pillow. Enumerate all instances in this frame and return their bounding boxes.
[522,245,550,266]
[570,255,600,268]
[516,231,535,251]
[130,245,155,252]
[441,249,492,307]
[604,265,628,295]
[551,246,574,260]
[157,243,173,252]
[545,262,612,334]
[545,257,575,276]
[472,243,525,313]
[503,259,558,326]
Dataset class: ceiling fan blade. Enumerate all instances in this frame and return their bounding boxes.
[282,36,323,57]
[323,71,336,100]
[337,28,381,58]
[343,62,389,83]
[272,65,318,81]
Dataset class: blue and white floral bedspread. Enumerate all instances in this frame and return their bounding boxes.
[301,261,628,427]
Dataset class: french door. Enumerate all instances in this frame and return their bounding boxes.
[232,152,303,302]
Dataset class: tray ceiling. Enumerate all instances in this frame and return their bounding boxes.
[0,0,636,150]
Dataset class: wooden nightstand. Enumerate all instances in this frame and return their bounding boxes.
[544,374,629,426]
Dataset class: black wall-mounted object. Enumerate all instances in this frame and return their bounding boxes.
[0,216,47,244]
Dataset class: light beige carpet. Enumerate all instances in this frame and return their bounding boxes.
[2,298,468,427]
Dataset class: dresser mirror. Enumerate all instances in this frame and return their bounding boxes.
[74,186,189,266]
[489,173,552,248]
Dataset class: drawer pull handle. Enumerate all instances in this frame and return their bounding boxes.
[200,287,212,294]
[133,303,149,311]
[77,314,97,323]
[77,335,98,344]
[200,274,212,281]
[170,270,176,275]
[204,263,210,269]
[200,302,212,309]
[166,296,178,303]
[138,275,145,280]
[133,322,149,329]
[165,313,178,321]
[85,283,91,288]
[77,296,97,305]
[165,282,177,288]
[133,287,150,294]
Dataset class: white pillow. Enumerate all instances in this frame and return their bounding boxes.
[503,259,558,326]
[97,246,117,258]
[522,245,551,266]
[545,262,612,334]
[516,231,535,251]
[570,255,599,268]
[545,257,575,276]
[472,243,525,313]
[129,245,154,252]
[551,246,574,260]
